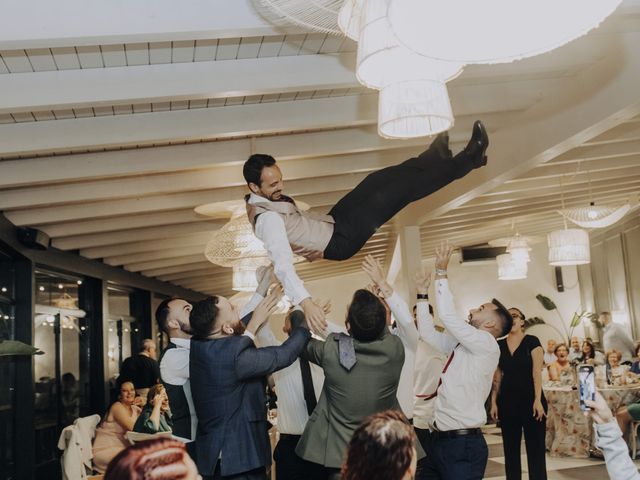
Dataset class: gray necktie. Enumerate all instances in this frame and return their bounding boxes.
[335,333,357,371]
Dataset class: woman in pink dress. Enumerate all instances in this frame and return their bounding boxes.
[93,381,142,473]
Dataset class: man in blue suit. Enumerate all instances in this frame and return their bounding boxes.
[189,287,312,480]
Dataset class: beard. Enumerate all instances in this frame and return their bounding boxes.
[268,191,282,201]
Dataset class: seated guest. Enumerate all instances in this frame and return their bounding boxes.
[548,344,572,382]
[295,289,405,479]
[341,410,417,480]
[586,391,640,480]
[568,336,582,363]
[104,437,200,480]
[93,381,142,473]
[543,339,557,366]
[579,340,605,366]
[605,349,637,386]
[630,344,640,374]
[189,286,312,480]
[133,384,173,434]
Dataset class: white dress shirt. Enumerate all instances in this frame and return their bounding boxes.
[544,352,557,365]
[603,323,636,362]
[248,193,311,306]
[385,291,419,419]
[255,323,326,435]
[417,279,500,431]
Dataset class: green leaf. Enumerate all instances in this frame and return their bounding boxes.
[570,312,582,328]
[0,340,44,357]
[536,294,557,311]
[523,316,546,330]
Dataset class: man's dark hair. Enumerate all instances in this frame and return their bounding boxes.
[155,297,178,334]
[347,289,387,342]
[189,296,219,338]
[491,298,513,337]
[243,154,276,186]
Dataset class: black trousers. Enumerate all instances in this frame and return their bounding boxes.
[414,427,431,480]
[420,431,488,480]
[273,435,327,480]
[500,412,547,480]
[323,139,477,261]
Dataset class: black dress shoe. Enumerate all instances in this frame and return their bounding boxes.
[462,120,489,166]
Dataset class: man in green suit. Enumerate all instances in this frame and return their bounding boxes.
[292,289,407,479]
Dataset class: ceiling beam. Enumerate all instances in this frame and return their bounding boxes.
[81,232,214,259]
[0,0,300,50]
[0,147,420,209]
[397,31,640,227]
[0,53,359,114]
[0,77,541,156]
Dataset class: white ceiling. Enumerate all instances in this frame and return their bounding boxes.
[1,0,639,297]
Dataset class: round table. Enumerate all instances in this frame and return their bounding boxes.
[544,384,640,457]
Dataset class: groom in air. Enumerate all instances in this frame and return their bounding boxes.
[243,121,489,332]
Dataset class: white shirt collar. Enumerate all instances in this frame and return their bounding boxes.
[169,337,191,349]
[248,192,272,205]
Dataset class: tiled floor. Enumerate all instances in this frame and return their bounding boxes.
[482,425,640,479]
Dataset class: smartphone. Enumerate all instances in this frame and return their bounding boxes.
[578,364,596,411]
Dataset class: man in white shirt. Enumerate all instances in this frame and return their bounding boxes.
[255,309,335,480]
[416,244,513,480]
[568,336,582,363]
[600,311,636,363]
[242,121,489,333]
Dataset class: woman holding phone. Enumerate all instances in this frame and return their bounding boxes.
[490,307,547,480]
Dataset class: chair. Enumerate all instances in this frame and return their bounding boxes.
[630,420,640,459]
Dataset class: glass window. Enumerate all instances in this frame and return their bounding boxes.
[0,250,16,480]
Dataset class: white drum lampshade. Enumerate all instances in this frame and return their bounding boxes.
[232,263,259,292]
[378,79,454,138]
[506,234,531,264]
[356,0,463,90]
[497,253,528,280]
[547,229,591,266]
[387,0,623,64]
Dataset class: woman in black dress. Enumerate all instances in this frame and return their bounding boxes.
[490,307,547,480]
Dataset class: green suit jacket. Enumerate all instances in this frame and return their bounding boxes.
[295,330,405,469]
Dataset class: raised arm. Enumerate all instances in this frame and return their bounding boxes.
[362,255,418,353]
[255,211,327,333]
[434,244,495,355]
[413,267,457,354]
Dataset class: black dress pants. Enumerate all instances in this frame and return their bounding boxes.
[500,412,547,480]
[323,139,478,261]
[414,426,431,480]
[273,435,327,480]
[420,430,488,480]
[203,463,267,480]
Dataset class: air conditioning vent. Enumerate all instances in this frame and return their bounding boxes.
[460,244,506,263]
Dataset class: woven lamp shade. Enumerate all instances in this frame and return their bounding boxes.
[547,229,590,266]
[497,253,528,280]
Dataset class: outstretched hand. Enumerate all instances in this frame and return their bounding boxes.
[362,255,393,297]
[248,285,282,334]
[435,242,454,272]
[413,268,432,295]
[301,298,327,335]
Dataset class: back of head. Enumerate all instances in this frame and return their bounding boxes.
[491,298,513,338]
[104,438,193,480]
[342,410,416,480]
[347,289,387,342]
[243,153,276,186]
[155,297,177,335]
[142,338,155,353]
[189,296,219,338]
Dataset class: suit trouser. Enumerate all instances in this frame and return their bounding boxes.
[414,427,431,480]
[273,435,327,480]
[421,431,488,480]
[323,139,478,261]
[500,412,547,480]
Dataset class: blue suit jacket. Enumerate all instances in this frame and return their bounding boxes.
[190,325,311,476]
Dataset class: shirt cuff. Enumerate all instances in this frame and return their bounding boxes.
[243,331,255,341]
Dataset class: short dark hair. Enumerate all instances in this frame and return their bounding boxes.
[347,289,387,342]
[155,297,177,334]
[509,307,525,320]
[243,154,276,186]
[491,298,513,337]
[342,410,416,480]
[189,296,219,338]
